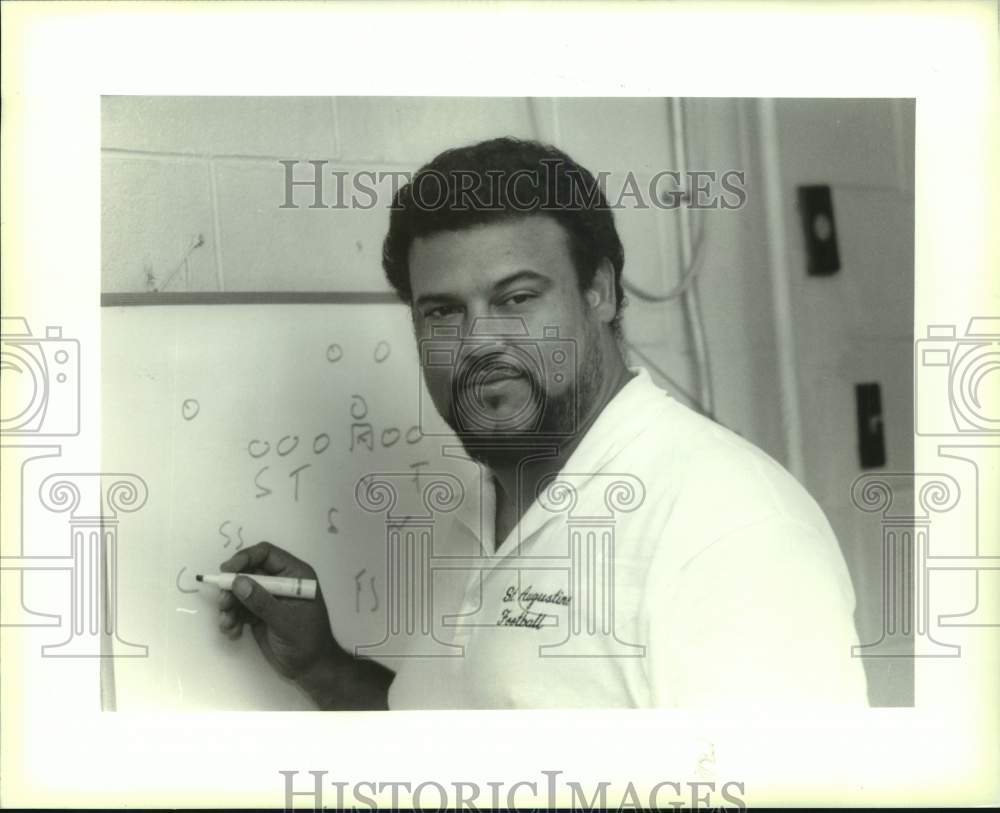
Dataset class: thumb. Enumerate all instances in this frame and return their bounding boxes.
[232,576,288,629]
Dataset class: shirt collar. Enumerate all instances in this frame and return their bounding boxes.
[550,365,669,483]
[449,366,671,553]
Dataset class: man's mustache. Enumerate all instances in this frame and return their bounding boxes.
[452,348,541,391]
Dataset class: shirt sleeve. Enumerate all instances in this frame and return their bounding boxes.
[641,516,870,709]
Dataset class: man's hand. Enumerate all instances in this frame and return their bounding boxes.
[218,541,343,682]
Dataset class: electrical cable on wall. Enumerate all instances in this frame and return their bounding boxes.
[621,212,706,303]
[526,97,716,419]
[666,97,716,419]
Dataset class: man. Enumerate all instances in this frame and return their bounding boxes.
[216,137,868,709]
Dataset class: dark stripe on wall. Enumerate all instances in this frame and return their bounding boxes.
[101,291,404,307]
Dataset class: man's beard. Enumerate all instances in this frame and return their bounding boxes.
[443,328,604,469]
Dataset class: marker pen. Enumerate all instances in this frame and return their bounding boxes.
[196,573,317,600]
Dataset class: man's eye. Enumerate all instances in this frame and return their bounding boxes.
[425,304,462,319]
[501,292,537,307]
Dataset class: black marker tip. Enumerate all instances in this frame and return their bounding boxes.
[195,574,204,582]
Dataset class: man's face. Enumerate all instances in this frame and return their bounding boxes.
[409,215,605,461]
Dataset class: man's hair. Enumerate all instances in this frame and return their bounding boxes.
[382,137,626,334]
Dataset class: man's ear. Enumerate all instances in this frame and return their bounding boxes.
[585,258,618,325]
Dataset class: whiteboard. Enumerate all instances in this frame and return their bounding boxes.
[102,303,475,710]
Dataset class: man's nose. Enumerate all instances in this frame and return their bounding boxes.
[466,315,529,339]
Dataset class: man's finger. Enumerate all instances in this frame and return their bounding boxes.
[219,593,254,630]
[230,575,288,630]
[219,609,243,639]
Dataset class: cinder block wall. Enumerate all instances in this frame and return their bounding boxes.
[100,96,783,463]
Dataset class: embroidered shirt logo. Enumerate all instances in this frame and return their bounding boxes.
[497,584,572,630]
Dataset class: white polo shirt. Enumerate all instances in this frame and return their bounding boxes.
[387,367,868,709]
